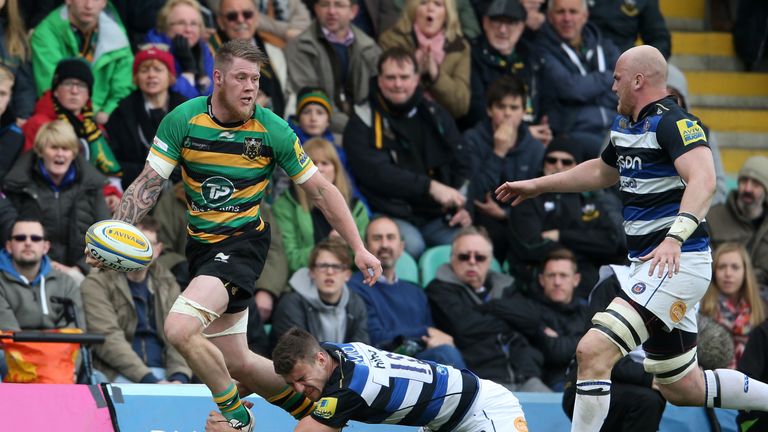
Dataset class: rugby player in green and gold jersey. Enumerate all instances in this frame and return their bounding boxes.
[85,40,382,431]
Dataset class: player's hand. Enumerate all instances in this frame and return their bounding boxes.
[355,248,382,286]
[205,411,232,432]
[495,178,539,206]
[639,237,681,279]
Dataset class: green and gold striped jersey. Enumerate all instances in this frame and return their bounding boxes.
[147,97,316,243]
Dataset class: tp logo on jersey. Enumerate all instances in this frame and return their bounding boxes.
[201,176,235,207]
[315,397,338,419]
[676,119,706,146]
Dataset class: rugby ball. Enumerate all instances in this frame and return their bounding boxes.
[85,220,154,272]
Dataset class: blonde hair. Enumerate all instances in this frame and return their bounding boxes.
[394,0,463,41]
[157,0,205,35]
[0,65,15,86]
[3,0,29,61]
[33,120,80,157]
[294,138,352,211]
[701,242,766,326]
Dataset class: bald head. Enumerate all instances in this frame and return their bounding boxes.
[620,45,668,90]
[612,45,670,118]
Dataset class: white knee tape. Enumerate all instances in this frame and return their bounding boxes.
[170,296,221,328]
[204,309,249,339]
[591,301,649,355]
[644,348,698,384]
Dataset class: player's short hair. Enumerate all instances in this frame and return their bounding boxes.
[308,237,352,269]
[215,39,268,71]
[33,120,80,157]
[273,327,323,375]
[377,47,418,75]
[486,75,527,109]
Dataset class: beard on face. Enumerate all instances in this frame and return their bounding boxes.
[217,83,255,122]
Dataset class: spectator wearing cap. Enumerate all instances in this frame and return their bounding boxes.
[533,0,620,158]
[465,75,544,260]
[30,0,134,125]
[105,46,187,190]
[288,88,337,149]
[209,0,289,117]
[709,156,768,290]
[22,59,123,199]
[466,0,534,128]
[666,64,728,206]
[588,0,671,59]
[506,135,626,299]
[379,0,472,119]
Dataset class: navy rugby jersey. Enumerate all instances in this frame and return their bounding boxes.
[311,342,479,431]
[602,96,710,259]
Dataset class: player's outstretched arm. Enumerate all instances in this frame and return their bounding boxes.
[496,158,619,206]
[84,162,168,269]
[298,171,382,285]
[114,162,168,224]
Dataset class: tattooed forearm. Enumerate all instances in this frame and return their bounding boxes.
[114,164,167,224]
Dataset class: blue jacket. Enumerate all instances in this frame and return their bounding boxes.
[534,22,619,137]
[0,250,86,330]
[348,271,433,347]
[144,29,214,99]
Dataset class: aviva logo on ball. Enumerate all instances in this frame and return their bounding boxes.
[86,220,154,272]
[106,227,149,250]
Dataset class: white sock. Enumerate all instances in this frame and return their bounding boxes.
[571,379,611,432]
[704,369,768,411]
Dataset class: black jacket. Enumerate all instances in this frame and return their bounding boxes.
[105,90,187,189]
[343,88,471,223]
[3,152,110,271]
[426,264,543,384]
[466,36,536,128]
[529,289,589,388]
[507,187,626,297]
[588,0,671,58]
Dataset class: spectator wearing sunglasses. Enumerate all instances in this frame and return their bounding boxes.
[270,237,369,349]
[506,136,627,299]
[426,226,551,392]
[209,0,288,116]
[0,217,86,332]
[465,75,544,261]
[145,0,216,99]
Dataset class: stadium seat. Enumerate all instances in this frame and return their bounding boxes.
[395,251,419,285]
[419,245,501,287]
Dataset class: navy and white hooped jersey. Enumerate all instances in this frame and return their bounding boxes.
[311,342,479,431]
[602,96,711,259]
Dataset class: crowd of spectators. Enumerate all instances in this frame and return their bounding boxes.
[0,3,766,427]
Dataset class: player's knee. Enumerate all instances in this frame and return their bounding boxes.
[575,333,615,375]
[163,314,199,348]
